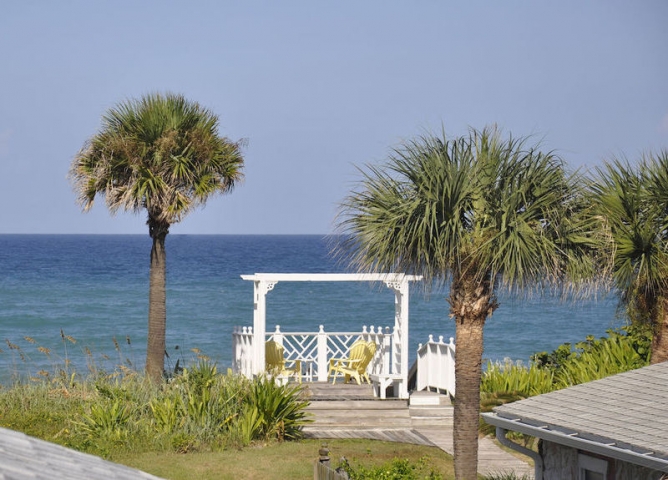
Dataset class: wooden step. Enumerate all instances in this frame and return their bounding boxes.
[409,390,451,406]
[306,399,406,410]
[302,382,375,401]
[307,405,411,427]
[409,406,454,416]
[301,383,453,431]
[409,404,453,428]
[410,416,453,428]
[309,416,412,428]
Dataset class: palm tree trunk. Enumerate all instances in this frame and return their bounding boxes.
[650,298,668,364]
[453,316,485,479]
[450,271,498,480]
[146,220,169,382]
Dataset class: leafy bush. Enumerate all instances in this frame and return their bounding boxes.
[337,456,443,480]
[481,359,554,397]
[552,330,647,387]
[76,398,133,440]
[238,375,311,442]
[531,325,651,376]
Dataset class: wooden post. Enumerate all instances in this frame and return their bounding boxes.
[319,443,330,466]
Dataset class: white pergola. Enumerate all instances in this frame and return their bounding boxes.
[240,273,422,398]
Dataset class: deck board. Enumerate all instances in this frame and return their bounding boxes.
[301,382,534,478]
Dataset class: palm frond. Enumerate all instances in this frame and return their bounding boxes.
[589,153,668,306]
[69,92,244,226]
[335,127,588,294]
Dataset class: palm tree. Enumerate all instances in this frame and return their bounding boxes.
[336,127,587,479]
[70,93,244,382]
[589,150,668,364]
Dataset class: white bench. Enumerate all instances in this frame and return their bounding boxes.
[369,373,403,399]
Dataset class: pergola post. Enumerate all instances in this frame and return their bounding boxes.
[386,277,410,399]
[251,279,276,375]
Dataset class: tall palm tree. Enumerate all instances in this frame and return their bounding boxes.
[70,93,244,382]
[589,150,668,364]
[336,127,587,479]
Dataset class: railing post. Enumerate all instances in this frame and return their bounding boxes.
[244,326,253,377]
[233,326,254,378]
[382,326,391,374]
[232,326,239,373]
[317,325,328,382]
[273,325,283,346]
[429,337,436,389]
[416,342,425,391]
[392,325,400,375]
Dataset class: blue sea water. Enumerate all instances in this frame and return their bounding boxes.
[0,235,622,384]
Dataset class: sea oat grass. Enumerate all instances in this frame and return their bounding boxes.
[0,347,312,459]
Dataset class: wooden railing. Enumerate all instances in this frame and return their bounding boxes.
[233,326,456,399]
[415,335,456,396]
[232,324,396,382]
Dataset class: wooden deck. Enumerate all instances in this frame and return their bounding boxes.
[301,382,534,479]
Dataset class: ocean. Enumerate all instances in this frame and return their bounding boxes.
[0,235,622,384]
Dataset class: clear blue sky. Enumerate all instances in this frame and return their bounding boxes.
[2,2,667,235]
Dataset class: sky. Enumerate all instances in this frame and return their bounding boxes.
[1,1,667,235]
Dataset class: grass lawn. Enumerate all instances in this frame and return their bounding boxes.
[115,438,455,480]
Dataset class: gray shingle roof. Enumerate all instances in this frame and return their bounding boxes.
[0,427,165,479]
[482,361,668,471]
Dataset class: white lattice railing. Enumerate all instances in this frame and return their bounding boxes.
[232,324,395,382]
[415,335,456,396]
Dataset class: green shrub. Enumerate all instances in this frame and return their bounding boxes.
[152,360,245,445]
[76,398,133,440]
[240,376,312,442]
[531,325,652,377]
[149,394,185,434]
[236,404,264,446]
[553,329,649,388]
[337,456,443,480]
[481,359,554,397]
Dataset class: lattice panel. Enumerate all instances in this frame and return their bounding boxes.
[281,335,318,362]
[261,331,392,380]
[327,334,362,359]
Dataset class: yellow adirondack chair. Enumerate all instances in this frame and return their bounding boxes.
[265,340,302,383]
[328,340,377,385]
